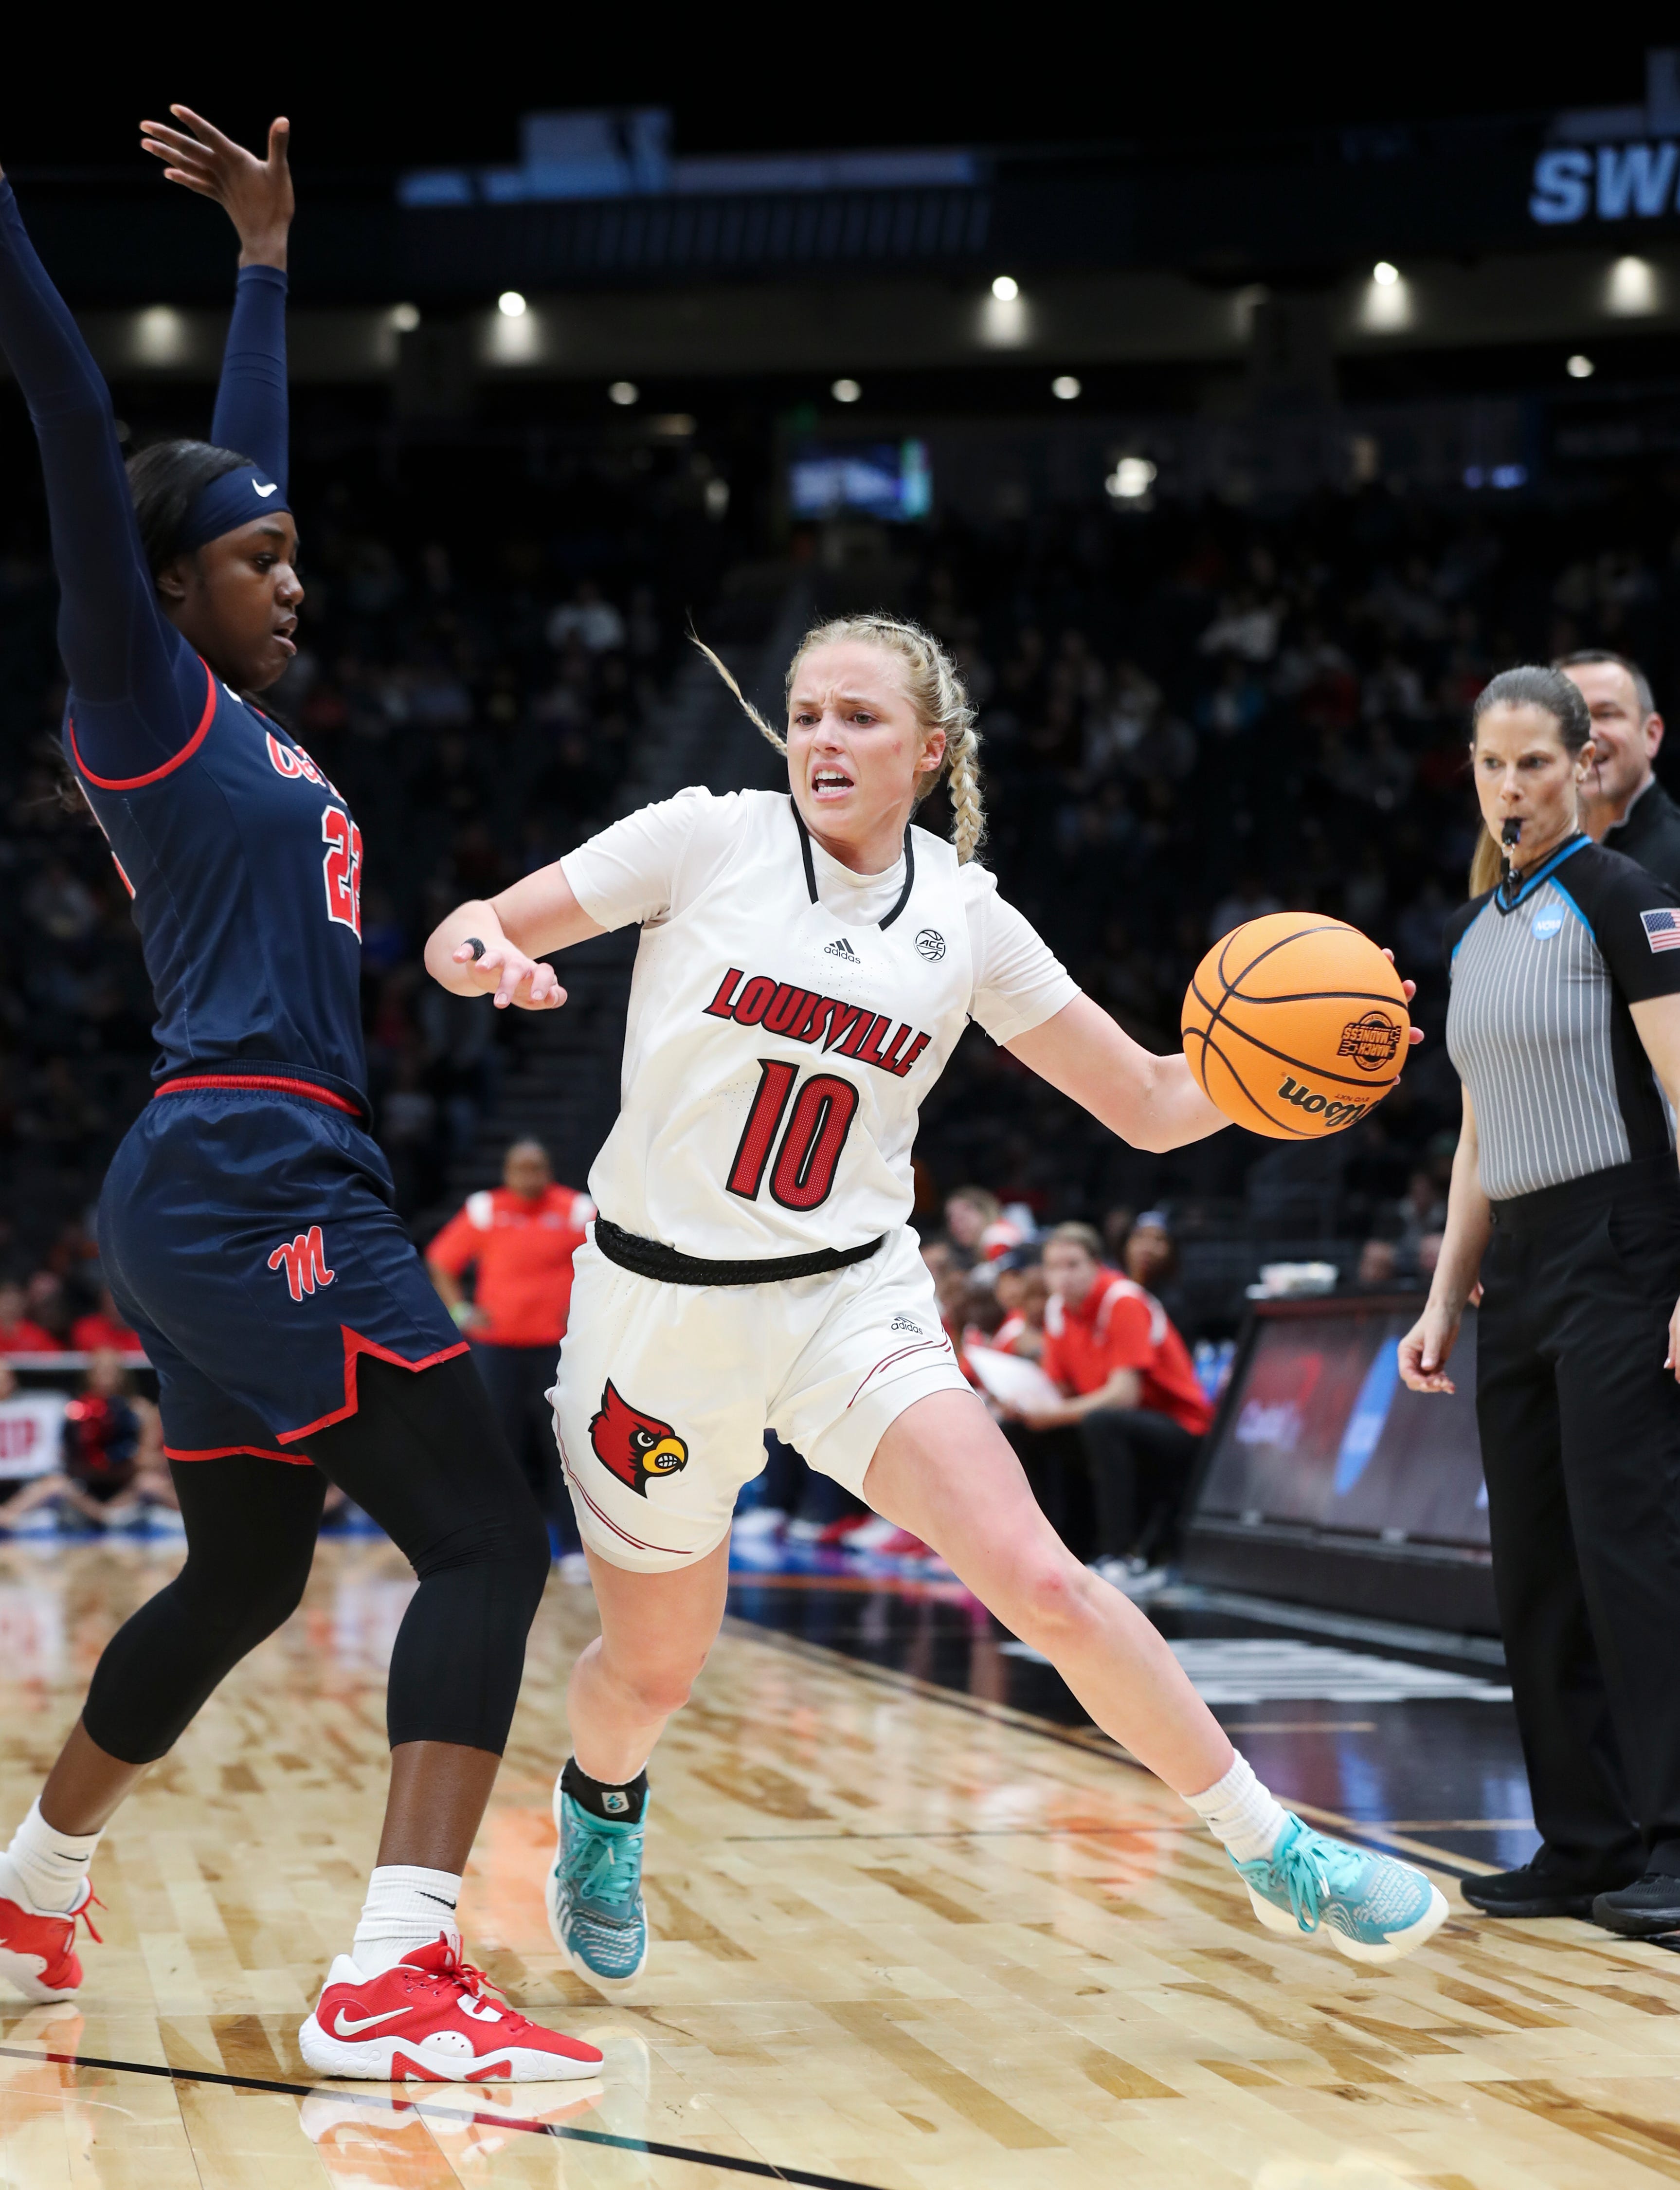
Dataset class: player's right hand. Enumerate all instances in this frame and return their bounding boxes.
[139,108,294,266]
[452,940,566,1012]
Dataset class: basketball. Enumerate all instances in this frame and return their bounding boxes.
[1181,913,1410,1139]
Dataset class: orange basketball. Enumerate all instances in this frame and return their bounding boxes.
[1181,912,1410,1139]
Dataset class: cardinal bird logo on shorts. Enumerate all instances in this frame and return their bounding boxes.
[589,1382,689,1496]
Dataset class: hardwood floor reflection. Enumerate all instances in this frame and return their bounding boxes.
[0,1538,1673,2187]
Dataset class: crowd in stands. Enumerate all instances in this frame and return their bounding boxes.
[1,401,1676,1414]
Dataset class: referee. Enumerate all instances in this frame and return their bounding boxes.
[1558,650,1680,890]
[1400,664,1680,1937]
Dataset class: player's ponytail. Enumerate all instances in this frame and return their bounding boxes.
[695,612,987,863]
[126,439,253,577]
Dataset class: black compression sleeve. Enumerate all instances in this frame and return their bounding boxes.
[0,181,201,772]
[210,265,288,491]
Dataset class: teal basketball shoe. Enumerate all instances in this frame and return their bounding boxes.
[1232,1814,1448,1964]
[546,1782,650,1993]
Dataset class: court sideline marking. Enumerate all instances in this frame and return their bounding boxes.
[725,1616,1500,1880]
[0,2041,885,2190]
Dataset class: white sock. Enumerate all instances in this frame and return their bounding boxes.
[350,1865,462,1977]
[2,1799,101,1915]
[1185,1752,1289,1864]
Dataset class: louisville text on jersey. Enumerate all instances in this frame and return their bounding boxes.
[703,967,932,1078]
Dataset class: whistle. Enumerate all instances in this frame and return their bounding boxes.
[1501,818,1522,846]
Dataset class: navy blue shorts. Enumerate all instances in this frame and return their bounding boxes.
[100,1078,466,1461]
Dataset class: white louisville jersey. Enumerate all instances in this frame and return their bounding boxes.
[561,788,1078,1260]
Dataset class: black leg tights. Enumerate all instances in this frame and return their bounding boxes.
[82,1354,550,1766]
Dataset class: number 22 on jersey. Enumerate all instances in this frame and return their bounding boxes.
[726,1060,859,1212]
[322,805,363,939]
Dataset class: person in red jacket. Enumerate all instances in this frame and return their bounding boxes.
[1012,1222,1211,1588]
[0,1282,63,1357]
[427,1140,593,1544]
[70,1288,142,1356]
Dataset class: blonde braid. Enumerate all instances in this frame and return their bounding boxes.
[690,636,786,755]
[944,719,986,862]
[696,611,985,862]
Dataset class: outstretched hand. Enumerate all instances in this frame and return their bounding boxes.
[451,938,567,1013]
[140,108,293,268]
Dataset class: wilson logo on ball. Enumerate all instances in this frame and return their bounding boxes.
[1336,1010,1404,1073]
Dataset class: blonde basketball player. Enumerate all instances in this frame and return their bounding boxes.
[424,615,1446,1988]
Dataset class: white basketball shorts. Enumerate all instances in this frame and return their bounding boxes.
[549,1225,970,1573]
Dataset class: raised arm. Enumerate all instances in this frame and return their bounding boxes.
[0,171,195,748]
[1006,995,1228,1153]
[140,109,292,487]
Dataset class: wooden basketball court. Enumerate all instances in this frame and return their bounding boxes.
[0,1536,1677,2188]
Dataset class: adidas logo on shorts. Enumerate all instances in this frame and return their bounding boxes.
[824,937,861,962]
[890,1314,923,1334]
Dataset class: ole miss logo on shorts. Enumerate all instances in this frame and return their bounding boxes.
[269,1224,335,1302]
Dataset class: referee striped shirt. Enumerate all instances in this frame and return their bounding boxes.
[1445,835,1680,1202]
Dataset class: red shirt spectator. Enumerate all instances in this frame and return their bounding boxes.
[1040,1261,1211,1435]
[427,1142,593,1349]
[71,1290,141,1354]
[0,1282,63,1356]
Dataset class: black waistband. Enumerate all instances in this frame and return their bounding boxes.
[594,1216,885,1287]
[1491,1153,1680,1227]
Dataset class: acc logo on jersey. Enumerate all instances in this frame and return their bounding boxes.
[1336,1010,1403,1073]
[589,1382,689,1496]
[915,928,946,963]
[268,1224,334,1302]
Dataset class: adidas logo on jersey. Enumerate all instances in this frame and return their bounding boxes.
[824,937,861,962]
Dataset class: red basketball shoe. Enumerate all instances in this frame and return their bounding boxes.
[299,1934,603,2082]
[0,1879,99,2003]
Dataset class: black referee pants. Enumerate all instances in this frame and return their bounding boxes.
[1478,1155,1680,1880]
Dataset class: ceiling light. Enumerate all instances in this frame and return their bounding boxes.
[497,291,527,318]
[1567,353,1595,378]
[1051,375,1082,401]
[391,302,420,333]
[831,378,862,403]
[608,380,640,406]
[991,274,1019,302]
[1373,261,1399,286]
[1608,255,1658,315]
[1106,456,1157,501]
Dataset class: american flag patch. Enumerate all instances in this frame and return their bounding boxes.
[1643,908,1680,952]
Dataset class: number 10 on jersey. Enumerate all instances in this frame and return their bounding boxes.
[727,1059,860,1211]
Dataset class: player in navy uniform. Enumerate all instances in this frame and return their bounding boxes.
[0,113,599,2080]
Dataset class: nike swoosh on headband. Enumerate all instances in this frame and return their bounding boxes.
[332,2005,412,2036]
[254,482,279,497]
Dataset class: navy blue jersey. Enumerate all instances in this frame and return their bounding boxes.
[70,675,366,1090]
[0,182,364,1090]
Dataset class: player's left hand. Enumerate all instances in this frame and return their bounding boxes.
[1380,947,1425,1046]
[140,108,294,266]
[452,938,567,1012]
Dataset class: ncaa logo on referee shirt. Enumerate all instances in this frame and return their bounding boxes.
[915,929,945,962]
[1531,906,1564,939]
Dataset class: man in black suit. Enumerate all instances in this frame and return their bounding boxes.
[1558,650,1680,891]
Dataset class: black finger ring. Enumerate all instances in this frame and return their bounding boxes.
[464,936,486,961]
